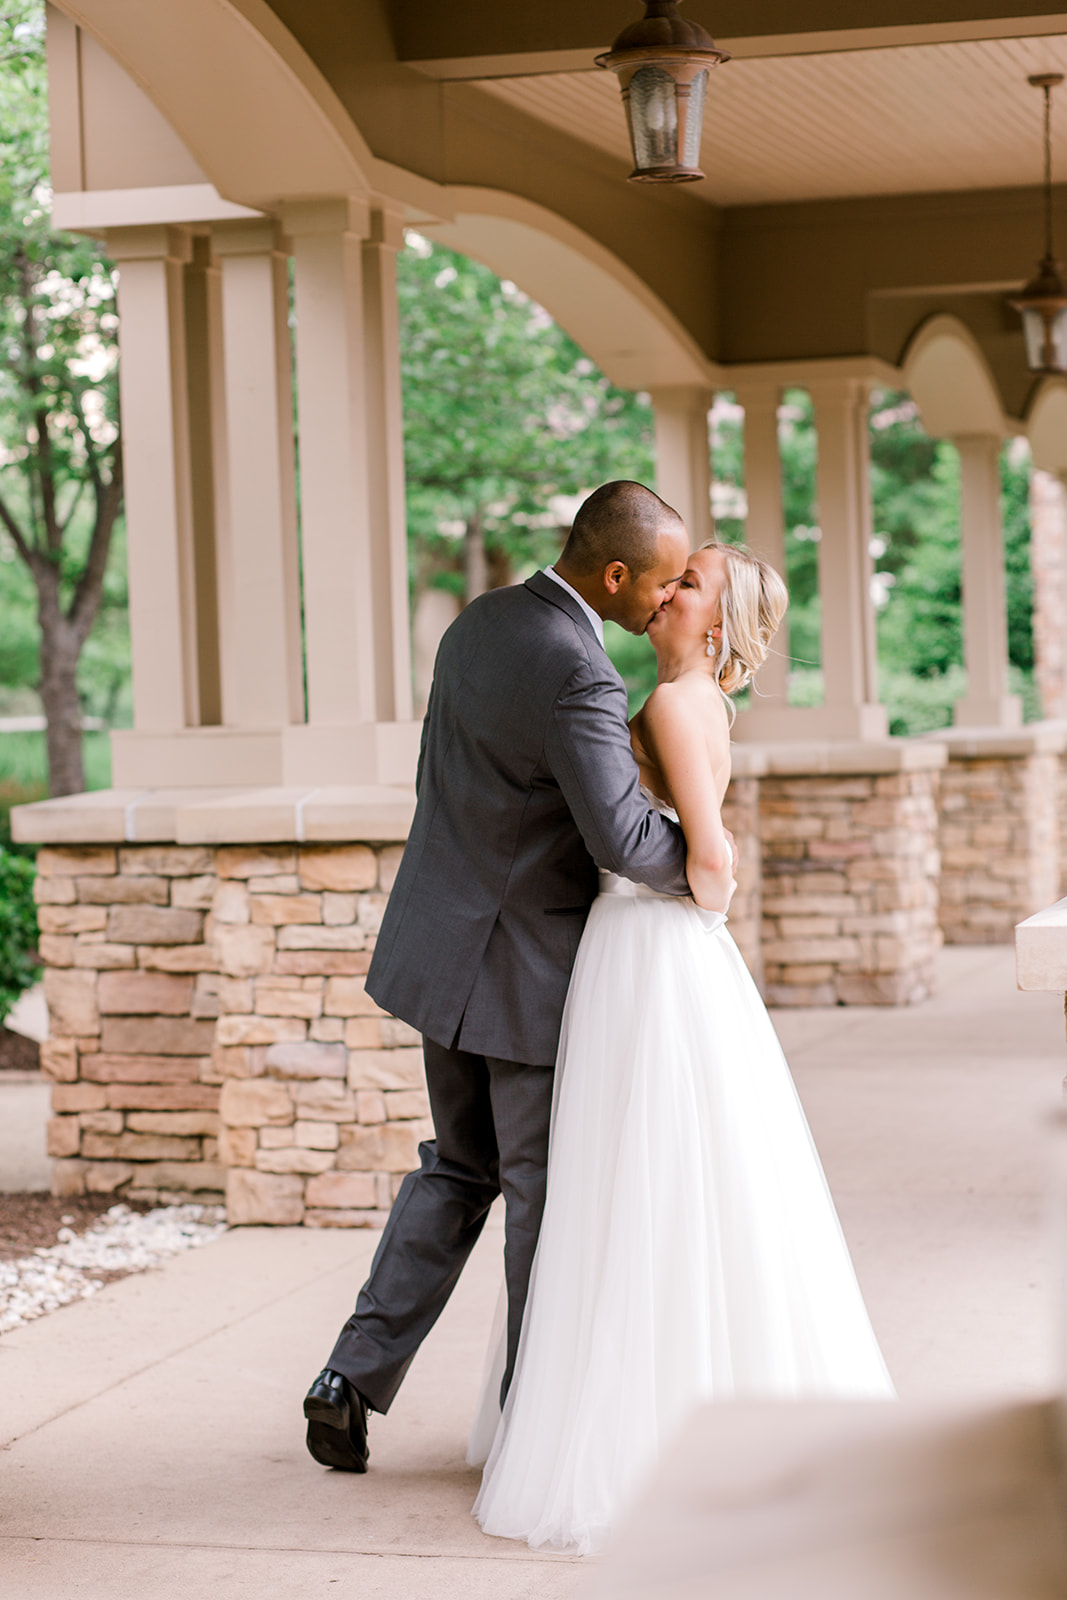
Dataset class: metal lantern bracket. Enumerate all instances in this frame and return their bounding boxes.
[1010,72,1067,376]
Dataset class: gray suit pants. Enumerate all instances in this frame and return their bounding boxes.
[327,1037,554,1413]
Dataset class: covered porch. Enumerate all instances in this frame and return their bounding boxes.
[12,0,1067,1213]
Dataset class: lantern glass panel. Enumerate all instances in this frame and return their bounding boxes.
[681,69,709,170]
[1022,304,1067,372]
[629,66,678,170]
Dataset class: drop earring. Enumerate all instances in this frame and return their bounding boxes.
[706,629,719,659]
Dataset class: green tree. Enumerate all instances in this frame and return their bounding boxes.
[399,237,654,605]
[870,397,1034,727]
[0,0,124,796]
[0,846,38,1021]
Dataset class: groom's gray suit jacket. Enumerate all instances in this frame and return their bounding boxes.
[366,569,689,1065]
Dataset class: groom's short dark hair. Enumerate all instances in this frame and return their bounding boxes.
[560,481,684,577]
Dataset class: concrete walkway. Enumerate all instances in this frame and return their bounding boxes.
[1,947,1064,1597]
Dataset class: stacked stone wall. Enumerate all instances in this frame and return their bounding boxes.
[36,845,222,1202]
[938,751,1061,943]
[759,770,942,1006]
[211,843,429,1227]
[721,776,762,989]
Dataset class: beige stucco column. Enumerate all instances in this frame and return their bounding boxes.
[106,226,198,743]
[808,377,887,741]
[212,219,305,732]
[733,381,788,707]
[952,434,1022,729]
[282,199,418,784]
[1029,467,1067,720]
[182,234,224,728]
[363,205,415,726]
[649,386,714,548]
[735,375,886,741]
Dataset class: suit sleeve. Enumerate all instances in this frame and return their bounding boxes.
[543,654,690,896]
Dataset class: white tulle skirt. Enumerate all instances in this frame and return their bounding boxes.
[471,874,895,1555]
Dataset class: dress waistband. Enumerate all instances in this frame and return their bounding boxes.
[597,871,728,933]
[597,870,673,900]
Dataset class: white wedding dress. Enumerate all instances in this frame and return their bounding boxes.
[470,791,895,1556]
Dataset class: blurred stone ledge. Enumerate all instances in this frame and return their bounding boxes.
[10,786,416,846]
[590,1397,1067,1598]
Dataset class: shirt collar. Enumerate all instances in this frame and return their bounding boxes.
[543,566,605,648]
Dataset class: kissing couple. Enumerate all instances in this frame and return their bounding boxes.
[303,480,894,1554]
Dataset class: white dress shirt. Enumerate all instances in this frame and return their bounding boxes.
[543,566,605,649]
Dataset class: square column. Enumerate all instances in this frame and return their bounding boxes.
[809,377,887,741]
[736,375,887,742]
[733,381,788,706]
[212,220,305,731]
[106,226,198,738]
[649,386,714,548]
[1030,467,1067,721]
[282,199,418,784]
[363,205,414,726]
[951,434,1022,729]
[182,234,225,727]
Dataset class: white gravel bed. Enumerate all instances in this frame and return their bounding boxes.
[0,1203,227,1334]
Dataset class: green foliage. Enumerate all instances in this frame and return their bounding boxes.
[603,622,657,714]
[0,844,39,1023]
[0,518,131,724]
[0,1,120,561]
[0,730,110,850]
[872,421,964,681]
[0,728,110,793]
[778,389,821,679]
[0,0,125,794]
[1002,441,1034,675]
[399,237,654,595]
[869,398,1035,729]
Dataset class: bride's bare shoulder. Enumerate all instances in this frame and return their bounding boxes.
[643,675,727,729]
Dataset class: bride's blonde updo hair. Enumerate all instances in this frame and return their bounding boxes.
[699,539,788,710]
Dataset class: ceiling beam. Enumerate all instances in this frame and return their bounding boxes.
[392,2,1067,78]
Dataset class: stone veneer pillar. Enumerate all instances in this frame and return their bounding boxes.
[36,844,222,1201]
[721,748,767,990]
[758,743,946,1006]
[211,842,430,1227]
[934,727,1067,943]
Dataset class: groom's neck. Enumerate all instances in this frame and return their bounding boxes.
[552,562,609,620]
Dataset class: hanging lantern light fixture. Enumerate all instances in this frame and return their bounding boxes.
[596,1,730,183]
[1010,72,1067,374]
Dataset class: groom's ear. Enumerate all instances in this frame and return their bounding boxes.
[602,560,628,595]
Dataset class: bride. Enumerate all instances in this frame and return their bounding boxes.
[471,539,895,1555]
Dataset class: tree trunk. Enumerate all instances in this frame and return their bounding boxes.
[464,513,488,605]
[486,544,513,589]
[37,578,85,797]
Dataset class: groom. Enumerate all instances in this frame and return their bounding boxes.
[304,480,691,1471]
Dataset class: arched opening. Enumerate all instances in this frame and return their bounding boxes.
[902,314,1007,440]
[429,190,715,394]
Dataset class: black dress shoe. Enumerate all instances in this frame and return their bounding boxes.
[303,1368,370,1472]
